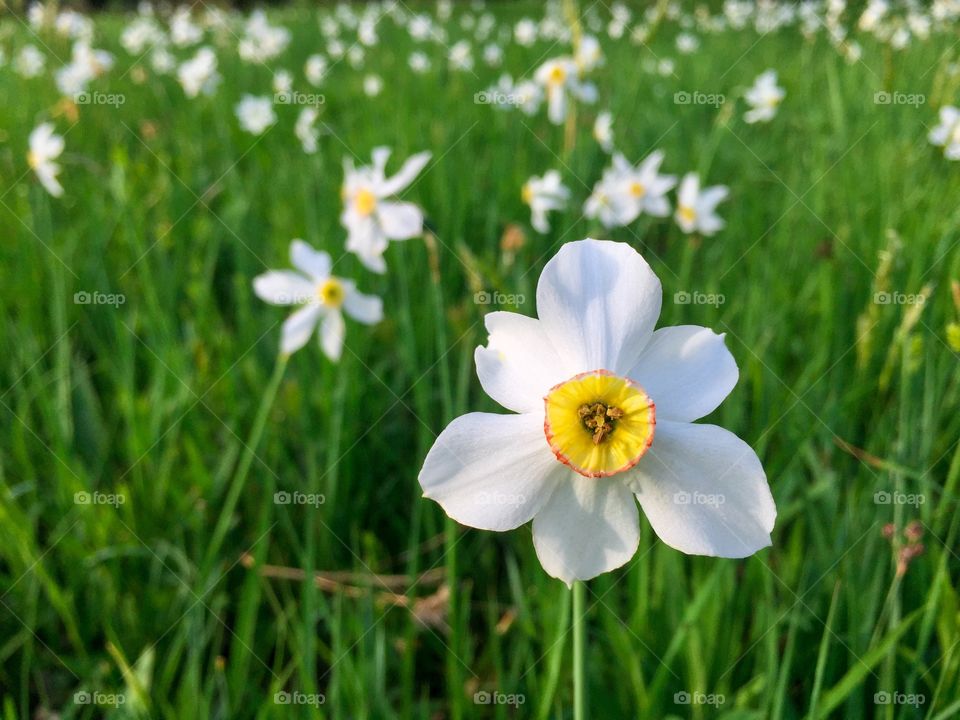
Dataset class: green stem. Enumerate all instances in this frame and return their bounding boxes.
[202,353,288,572]
[572,580,586,720]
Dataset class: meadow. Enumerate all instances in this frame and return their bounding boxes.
[1,0,960,718]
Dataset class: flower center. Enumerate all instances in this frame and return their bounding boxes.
[27,150,39,169]
[317,278,345,308]
[629,181,646,198]
[678,205,697,223]
[521,183,534,204]
[354,188,377,216]
[547,65,566,85]
[543,370,655,478]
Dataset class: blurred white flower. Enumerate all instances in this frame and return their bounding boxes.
[238,10,290,63]
[419,239,775,584]
[408,51,431,73]
[585,152,677,228]
[515,18,538,46]
[253,239,383,360]
[234,95,276,135]
[593,111,614,152]
[15,45,46,78]
[295,107,320,154]
[744,69,785,124]
[341,147,432,273]
[575,34,603,71]
[28,123,65,198]
[305,54,328,86]
[177,46,221,97]
[674,173,729,235]
[449,40,474,71]
[363,74,383,97]
[534,56,597,125]
[483,43,503,67]
[676,32,700,53]
[170,7,203,47]
[273,69,293,96]
[522,170,570,233]
[929,106,960,159]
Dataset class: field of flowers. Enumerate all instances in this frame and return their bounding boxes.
[2,0,960,717]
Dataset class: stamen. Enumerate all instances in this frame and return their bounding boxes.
[578,402,624,445]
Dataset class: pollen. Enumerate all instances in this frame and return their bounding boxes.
[547,65,567,85]
[354,188,377,216]
[678,205,697,224]
[521,183,534,204]
[317,278,345,308]
[27,151,39,169]
[544,370,655,478]
[629,181,646,198]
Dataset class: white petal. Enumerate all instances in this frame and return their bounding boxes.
[631,420,775,557]
[536,239,661,375]
[378,151,432,196]
[419,412,565,531]
[343,288,383,325]
[290,239,331,281]
[628,326,738,422]
[320,309,345,361]
[475,311,570,414]
[376,201,423,240]
[281,304,321,355]
[253,271,315,305]
[532,473,640,585]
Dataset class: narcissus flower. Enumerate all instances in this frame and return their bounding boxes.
[744,70,785,124]
[522,170,570,234]
[418,239,775,584]
[928,106,960,160]
[534,56,597,125]
[340,147,432,273]
[674,173,729,235]
[28,123,65,198]
[253,239,382,360]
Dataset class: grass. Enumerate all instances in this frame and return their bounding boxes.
[1,1,960,718]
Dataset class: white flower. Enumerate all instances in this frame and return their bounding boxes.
[305,54,328,86]
[674,173,729,235]
[522,170,570,234]
[585,152,677,228]
[234,95,276,135]
[238,11,290,63]
[253,239,382,360]
[744,69,785,124]
[363,74,383,97]
[273,69,293,96]
[483,43,503,67]
[419,239,776,584]
[177,46,220,98]
[170,7,203,47]
[15,45,46,78]
[929,106,960,159]
[120,17,165,55]
[449,40,474,71]
[28,123,65,198]
[515,18,538,46]
[295,107,320,154]
[593,111,614,152]
[341,147,432,273]
[534,56,598,125]
[575,34,603,71]
[676,32,700,53]
[513,80,544,116]
[408,51,431,73]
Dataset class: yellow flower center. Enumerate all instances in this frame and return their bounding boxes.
[27,151,39,169]
[354,188,377,216]
[544,370,656,478]
[547,65,567,85]
[521,183,534,205]
[317,278,345,308]
[678,205,697,224]
[629,181,646,198]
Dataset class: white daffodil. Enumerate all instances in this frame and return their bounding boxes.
[575,34,603,71]
[593,111,614,152]
[295,107,320,154]
[744,69,785,124]
[234,95,276,135]
[408,51,431,73]
[522,170,570,234]
[449,40,474,71]
[177,46,220,98]
[341,147,432,273]
[534,56,597,125]
[305,54,328,86]
[15,45,46,78]
[586,151,677,228]
[929,106,960,159]
[515,18,538,46]
[253,239,382,360]
[674,173,729,235]
[28,123,65,198]
[483,43,503,67]
[419,239,776,584]
[363,74,383,97]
